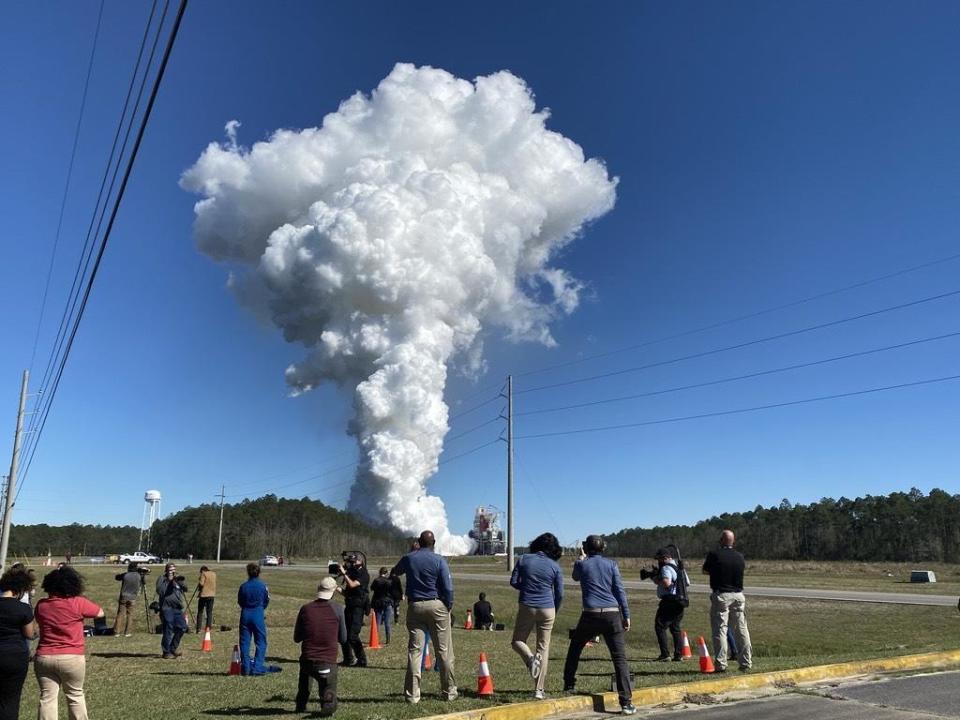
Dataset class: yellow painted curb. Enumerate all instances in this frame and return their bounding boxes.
[419,649,960,720]
[593,648,960,712]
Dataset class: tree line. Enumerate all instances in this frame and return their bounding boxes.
[9,523,140,557]
[605,488,960,562]
[149,495,409,560]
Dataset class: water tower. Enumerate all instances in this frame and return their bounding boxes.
[138,490,162,551]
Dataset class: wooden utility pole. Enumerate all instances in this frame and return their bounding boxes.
[216,484,225,562]
[0,371,29,571]
[506,374,514,571]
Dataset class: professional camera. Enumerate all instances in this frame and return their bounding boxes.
[327,550,366,576]
[136,566,151,575]
[639,565,660,581]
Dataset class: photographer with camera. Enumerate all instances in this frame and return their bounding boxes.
[155,563,188,659]
[112,562,146,637]
[562,535,636,716]
[333,552,370,667]
[642,547,686,662]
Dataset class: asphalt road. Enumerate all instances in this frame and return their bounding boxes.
[561,670,960,719]
[450,572,959,607]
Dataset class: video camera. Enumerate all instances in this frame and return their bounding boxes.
[136,566,151,575]
[639,566,659,581]
[328,550,366,576]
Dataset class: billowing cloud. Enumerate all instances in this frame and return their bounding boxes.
[181,63,617,553]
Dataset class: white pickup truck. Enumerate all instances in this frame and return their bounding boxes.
[118,551,161,564]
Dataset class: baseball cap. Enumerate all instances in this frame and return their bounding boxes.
[317,576,337,600]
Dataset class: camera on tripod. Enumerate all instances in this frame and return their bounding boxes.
[328,550,366,576]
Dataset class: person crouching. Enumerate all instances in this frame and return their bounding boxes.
[294,577,346,716]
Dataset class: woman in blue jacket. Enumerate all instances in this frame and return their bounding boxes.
[510,532,564,699]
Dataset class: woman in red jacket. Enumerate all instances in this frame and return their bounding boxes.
[34,566,104,720]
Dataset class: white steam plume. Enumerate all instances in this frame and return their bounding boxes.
[181,63,617,553]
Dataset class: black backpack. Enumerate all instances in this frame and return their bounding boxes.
[673,556,690,608]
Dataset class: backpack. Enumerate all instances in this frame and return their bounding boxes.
[674,561,690,608]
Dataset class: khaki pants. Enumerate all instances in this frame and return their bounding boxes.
[710,591,752,670]
[113,598,135,635]
[35,654,88,720]
[511,604,555,692]
[405,600,456,702]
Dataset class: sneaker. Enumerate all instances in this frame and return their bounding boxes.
[654,655,671,662]
[738,665,751,672]
[161,653,174,659]
[405,697,420,705]
[563,685,576,693]
[530,652,543,679]
[714,666,727,673]
[124,633,132,638]
[671,656,683,662]
[339,659,357,667]
[533,690,546,700]
[621,704,638,715]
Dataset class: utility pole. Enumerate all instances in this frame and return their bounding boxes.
[0,371,29,571]
[506,374,514,572]
[216,484,225,563]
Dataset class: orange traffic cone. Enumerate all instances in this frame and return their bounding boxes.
[680,631,692,660]
[368,612,381,649]
[421,632,433,670]
[228,644,242,675]
[477,652,494,695]
[464,609,474,630]
[696,636,715,673]
[201,626,213,652]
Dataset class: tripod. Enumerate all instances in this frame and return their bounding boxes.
[140,577,154,634]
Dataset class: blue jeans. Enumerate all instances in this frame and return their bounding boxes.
[239,607,268,674]
[375,602,394,643]
[161,608,187,655]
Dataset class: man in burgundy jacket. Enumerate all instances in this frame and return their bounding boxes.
[294,577,348,715]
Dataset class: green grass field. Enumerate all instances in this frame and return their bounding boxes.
[14,561,960,719]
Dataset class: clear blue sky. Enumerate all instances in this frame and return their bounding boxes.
[2,0,959,548]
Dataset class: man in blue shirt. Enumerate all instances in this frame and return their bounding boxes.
[237,563,279,676]
[562,535,636,715]
[391,530,457,703]
[649,547,684,662]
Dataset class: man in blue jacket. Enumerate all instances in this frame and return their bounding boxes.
[391,530,457,704]
[563,535,636,715]
[237,563,280,675]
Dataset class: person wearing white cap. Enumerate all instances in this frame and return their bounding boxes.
[294,577,347,716]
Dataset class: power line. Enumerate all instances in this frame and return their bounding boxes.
[19,0,165,479]
[28,0,106,374]
[517,329,960,417]
[516,250,960,380]
[16,0,188,500]
[518,287,960,395]
[516,373,960,440]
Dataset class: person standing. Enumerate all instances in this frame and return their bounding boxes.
[112,563,142,637]
[510,531,564,700]
[389,571,404,624]
[238,563,279,675]
[294,577,347,716]
[33,566,104,720]
[702,529,752,672]
[155,563,188,659]
[370,567,394,644]
[649,548,684,662]
[391,530,457,704]
[337,553,370,667]
[563,535,636,716]
[196,565,217,633]
[0,566,38,720]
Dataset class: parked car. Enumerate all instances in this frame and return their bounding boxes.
[118,551,161,564]
[260,555,280,567]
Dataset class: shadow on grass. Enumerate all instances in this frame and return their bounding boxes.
[153,671,231,676]
[91,652,158,658]
[266,656,298,664]
[203,709,299,716]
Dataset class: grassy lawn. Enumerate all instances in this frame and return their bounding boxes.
[14,562,960,719]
